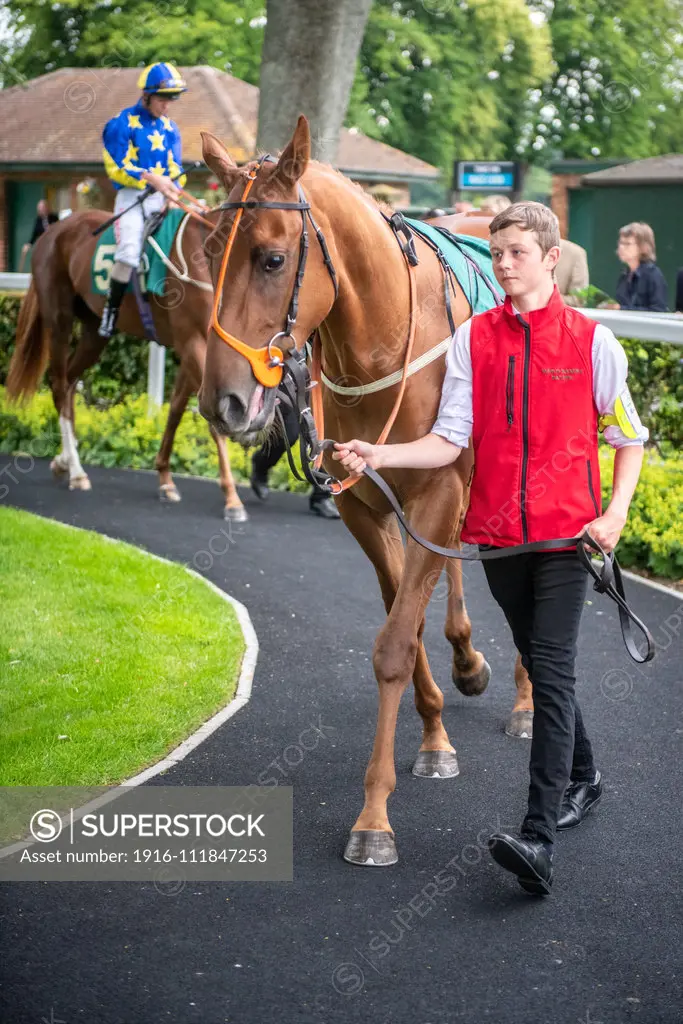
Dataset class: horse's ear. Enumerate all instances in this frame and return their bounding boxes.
[274,114,310,189]
[201,131,240,187]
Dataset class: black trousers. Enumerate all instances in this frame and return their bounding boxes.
[483,550,596,843]
[251,401,327,499]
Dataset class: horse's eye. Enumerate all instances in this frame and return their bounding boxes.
[264,253,285,272]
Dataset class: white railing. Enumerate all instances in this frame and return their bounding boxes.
[0,272,31,291]
[3,274,682,408]
[575,308,683,346]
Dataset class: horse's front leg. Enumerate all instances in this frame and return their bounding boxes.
[341,483,459,867]
[210,428,248,522]
[154,360,193,503]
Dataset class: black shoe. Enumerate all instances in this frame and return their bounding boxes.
[557,770,602,831]
[488,831,553,896]
[250,474,269,501]
[309,495,340,519]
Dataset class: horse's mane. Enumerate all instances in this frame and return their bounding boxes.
[240,153,395,217]
[311,160,395,217]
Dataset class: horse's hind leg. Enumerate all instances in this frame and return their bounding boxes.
[444,556,491,696]
[444,550,533,737]
[42,289,90,490]
[506,654,534,739]
[57,312,116,490]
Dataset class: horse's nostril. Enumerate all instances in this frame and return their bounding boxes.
[217,391,246,425]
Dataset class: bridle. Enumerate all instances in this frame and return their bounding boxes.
[209,153,338,388]
[207,154,655,665]
[208,153,426,498]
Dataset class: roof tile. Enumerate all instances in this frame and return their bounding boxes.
[0,65,439,179]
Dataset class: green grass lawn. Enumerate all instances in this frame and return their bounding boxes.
[0,507,246,786]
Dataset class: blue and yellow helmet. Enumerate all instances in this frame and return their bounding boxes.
[137,62,187,97]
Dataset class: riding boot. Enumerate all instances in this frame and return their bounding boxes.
[98,277,128,339]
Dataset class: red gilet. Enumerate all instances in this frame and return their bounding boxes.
[461,286,602,547]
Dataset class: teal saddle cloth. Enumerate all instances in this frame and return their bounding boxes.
[404,217,503,315]
[91,208,186,297]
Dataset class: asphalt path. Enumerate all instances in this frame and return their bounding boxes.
[0,456,681,1024]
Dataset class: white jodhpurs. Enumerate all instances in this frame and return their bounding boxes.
[113,188,166,268]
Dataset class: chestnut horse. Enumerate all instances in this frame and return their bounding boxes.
[198,117,532,866]
[427,211,494,241]
[6,208,247,521]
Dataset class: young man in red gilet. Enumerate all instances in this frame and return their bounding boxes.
[333,202,647,896]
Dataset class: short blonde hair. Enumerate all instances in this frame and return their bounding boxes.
[619,222,656,261]
[480,194,512,215]
[489,201,560,256]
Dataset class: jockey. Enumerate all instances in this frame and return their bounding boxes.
[98,62,188,338]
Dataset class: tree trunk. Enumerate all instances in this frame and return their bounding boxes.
[257,0,373,163]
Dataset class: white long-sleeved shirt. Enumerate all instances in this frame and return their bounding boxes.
[431,314,649,450]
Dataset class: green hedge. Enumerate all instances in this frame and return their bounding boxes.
[2,291,681,450]
[1,387,681,579]
[0,388,308,494]
[0,293,178,406]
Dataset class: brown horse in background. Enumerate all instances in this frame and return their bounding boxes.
[197,116,533,867]
[6,208,247,521]
[427,211,494,240]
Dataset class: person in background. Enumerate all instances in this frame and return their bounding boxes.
[20,199,58,269]
[675,268,683,313]
[480,194,511,216]
[454,200,475,214]
[250,401,341,519]
[555,237,589,307]
[614,222,668,312]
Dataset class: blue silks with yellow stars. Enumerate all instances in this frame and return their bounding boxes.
[102,99,186,191]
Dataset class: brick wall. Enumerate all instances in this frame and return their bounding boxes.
[551,173,582,239]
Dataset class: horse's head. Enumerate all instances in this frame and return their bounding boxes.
[198,115,336,444]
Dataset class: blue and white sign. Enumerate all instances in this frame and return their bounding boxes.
[455,161,517,192]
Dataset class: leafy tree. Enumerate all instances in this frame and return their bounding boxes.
[2,0,681,173]
[0,0,266,85]
[521,0,683,161]
[346,0,552,174]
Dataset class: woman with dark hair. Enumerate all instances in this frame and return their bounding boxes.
[615,222,668,311]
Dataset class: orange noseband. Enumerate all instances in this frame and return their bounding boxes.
[209,165,286,388]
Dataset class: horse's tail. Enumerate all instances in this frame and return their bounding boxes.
[6,279,50,402]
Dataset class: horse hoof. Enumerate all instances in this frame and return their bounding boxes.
[68,476,91,492]
[412,750,460,779]
[505,710,533,739]
[343,830,398,867]
[224,505,249,523]
[453,657,491,697]
[50,457,68,478]
[159,484,182,503]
